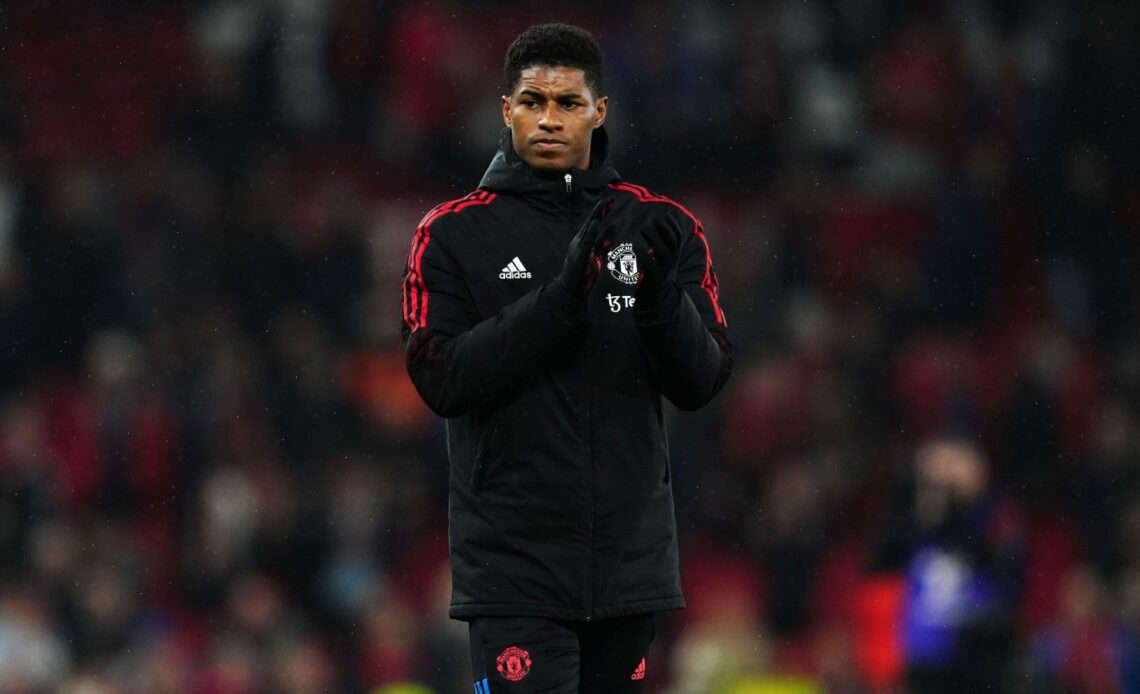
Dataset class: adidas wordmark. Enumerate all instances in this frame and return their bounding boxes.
[499,257,532,279]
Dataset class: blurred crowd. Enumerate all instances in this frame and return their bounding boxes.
[0,0,1138,692]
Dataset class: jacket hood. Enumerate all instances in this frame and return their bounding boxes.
[478,127,621,208]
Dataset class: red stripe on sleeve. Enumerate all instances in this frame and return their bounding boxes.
[403,203,453,331]
[402,191,497,332]
[608,183,727,326]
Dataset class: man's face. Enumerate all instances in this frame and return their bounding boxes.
[502,65,607,173]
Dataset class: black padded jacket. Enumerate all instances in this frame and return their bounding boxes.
[401,127,731,620]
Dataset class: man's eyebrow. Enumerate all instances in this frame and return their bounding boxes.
[518,88,585,101]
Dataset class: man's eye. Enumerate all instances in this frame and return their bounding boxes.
[561,102,579,110]
[522,100,539,108]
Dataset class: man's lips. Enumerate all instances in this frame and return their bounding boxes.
[532,139,567,151]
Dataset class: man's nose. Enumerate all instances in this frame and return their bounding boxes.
[538,102,563,130]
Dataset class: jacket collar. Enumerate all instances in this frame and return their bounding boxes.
[478,127,621,214]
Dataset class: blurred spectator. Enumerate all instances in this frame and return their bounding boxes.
[871,436,1024,693]
[668,553,769,694]
[1020,566,1140,693]
[0,583,70,692]
[755,458,828,637]
[1075,398,1140,577]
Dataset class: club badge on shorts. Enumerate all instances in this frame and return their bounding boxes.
[606,242,640,285]
[496,645,532,681]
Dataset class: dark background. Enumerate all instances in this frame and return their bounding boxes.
[0,0,1138,692]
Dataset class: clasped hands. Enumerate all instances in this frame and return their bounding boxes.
[554,197,679,313]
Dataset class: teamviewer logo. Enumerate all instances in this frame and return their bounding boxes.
[499,257,532,279]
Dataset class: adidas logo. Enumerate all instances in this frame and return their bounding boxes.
[499,257,532,279]
[631,657,646,681]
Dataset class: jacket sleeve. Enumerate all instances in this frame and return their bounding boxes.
[634,214,732,410]
[401,220,581,418]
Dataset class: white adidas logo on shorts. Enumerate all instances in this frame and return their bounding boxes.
[499,256,532,279]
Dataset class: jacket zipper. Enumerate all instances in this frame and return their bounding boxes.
[566,171,596,620]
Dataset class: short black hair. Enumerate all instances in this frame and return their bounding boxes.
[504,23,604,99]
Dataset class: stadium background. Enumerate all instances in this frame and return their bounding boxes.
[1,0,1138,691]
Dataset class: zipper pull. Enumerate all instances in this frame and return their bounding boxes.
[564,172,573,194]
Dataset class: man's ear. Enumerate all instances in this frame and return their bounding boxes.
[594,95,608,129]
[502,95,512,127]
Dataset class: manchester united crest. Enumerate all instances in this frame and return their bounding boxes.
[496,645,532,682]
[606,242,640,285]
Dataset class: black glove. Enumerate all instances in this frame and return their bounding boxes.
[555,196,615,298]
[635,222,680,312]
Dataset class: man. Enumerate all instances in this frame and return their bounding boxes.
[401,23,731,693]
[870,436,1023,692]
